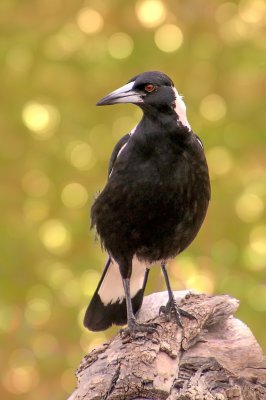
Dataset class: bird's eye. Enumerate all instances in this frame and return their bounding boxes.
[144,84,156,93]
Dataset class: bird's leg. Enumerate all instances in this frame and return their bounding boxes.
[122,278,158,337]
[159,262,195,327]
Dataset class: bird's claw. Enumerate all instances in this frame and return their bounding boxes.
[121,320,159,341]
[159,297,196,328]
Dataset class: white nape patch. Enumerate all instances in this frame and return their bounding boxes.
[173,87,191,131]
[98,256,148,305]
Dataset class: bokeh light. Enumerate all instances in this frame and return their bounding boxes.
[206,146,233,177]
[235,193,264,223]
[22,102,60,139]
[200,94,227,122]
[238,0,266,24]
[66,141,96,171]
[39,219,72,255]
[2,366,39,395]
[108,33,134,59]
[76,8,104,35]
[135,0,166,28]
[61,183,88,208]
[249,225,266,257]
[154,24,183,53]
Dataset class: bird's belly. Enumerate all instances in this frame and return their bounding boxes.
[92,160,209,263]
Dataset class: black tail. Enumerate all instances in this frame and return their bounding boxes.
[83,256,149,331]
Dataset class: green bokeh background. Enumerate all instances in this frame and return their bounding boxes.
[1,0,265,398]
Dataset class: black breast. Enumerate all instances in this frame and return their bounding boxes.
[91,124,210,263]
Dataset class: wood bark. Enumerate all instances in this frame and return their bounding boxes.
[68,291,266,400]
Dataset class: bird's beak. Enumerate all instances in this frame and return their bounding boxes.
[96,82,143,106]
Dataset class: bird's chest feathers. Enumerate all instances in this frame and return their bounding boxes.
[129,128,197,180]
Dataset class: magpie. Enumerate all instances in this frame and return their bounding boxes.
[84,71,210,335]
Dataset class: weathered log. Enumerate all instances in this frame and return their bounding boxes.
[68,291,266,400]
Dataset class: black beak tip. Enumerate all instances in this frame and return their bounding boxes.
[96,96,112,106]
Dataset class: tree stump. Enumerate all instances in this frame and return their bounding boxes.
[68,291,266,400]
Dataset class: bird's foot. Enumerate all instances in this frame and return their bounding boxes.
[159,297,196,328]
[121,318,159,341]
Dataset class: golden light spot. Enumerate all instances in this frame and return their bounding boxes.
[59,279,82,307]
[200,94,227,121]
[154,24,183,52]
[61,182,88,208]
[206,146,233,176]
[61,368,76,393]
[39,219,72,255]
[23,199,49,222]
[249,225,266,256]
[80,270,101,296]
[2,366,39,394]
[22,102,60,139]
[32,333,59,358]
[186,274,214,293]
[21,169,50,197]
[25,298,51,327]
[135,0,166,28]
[76,8,104,34]
[238,0,266,24]
[66,141,96,170]
[108,32,134,59]
[235,193,264,223]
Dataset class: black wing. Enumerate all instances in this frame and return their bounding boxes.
[108,133,130,177]
[84,131,150,331]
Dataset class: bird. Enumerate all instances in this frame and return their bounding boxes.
[83,71,210,336]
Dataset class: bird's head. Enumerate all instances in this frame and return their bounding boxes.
[96,71,190,129]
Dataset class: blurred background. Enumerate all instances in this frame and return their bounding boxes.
[1,0,265,398]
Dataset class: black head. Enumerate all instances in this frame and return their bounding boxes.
[96,71,191,129]
[97,71,175,109]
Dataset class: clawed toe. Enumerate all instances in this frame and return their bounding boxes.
[121,319,159,340]
[159,298,196,328]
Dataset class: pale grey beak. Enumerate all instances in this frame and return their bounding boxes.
[96,81,143,106]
